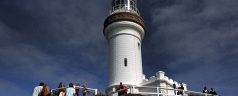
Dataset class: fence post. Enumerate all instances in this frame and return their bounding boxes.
[94,89,98,95]
[131,86,134,94]
[157,87,159,96]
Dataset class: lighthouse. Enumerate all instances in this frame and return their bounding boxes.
[103,0,145,93]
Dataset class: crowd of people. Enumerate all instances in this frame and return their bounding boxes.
[173,83,218,95]
[202,86,217,95]
[32,82,91,96]
[33,82,218,96]
[173,83,185,95]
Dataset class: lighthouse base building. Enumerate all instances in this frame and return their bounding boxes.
[106,71,188,96]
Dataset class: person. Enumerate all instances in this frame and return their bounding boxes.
[39,84,51,96]
[59,88,66,96]
[75,84,80,96]
[57,82,65,96]
[209,88,217,95]
[66,83,76,96]
[32,82,44,96]
[82,85,89,96]
[202,86,209,94]
[116,82,128,96]
[177,83,184,95]
[173,83,176,95]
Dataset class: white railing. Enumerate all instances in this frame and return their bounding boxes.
[108,86,218,96]
[51,86,98,95]
[110,4,140,15]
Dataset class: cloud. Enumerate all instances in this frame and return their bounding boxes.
[141,0,238,95]
[0,0,237,96]
[0,0,110,95]
[0,80,30,96]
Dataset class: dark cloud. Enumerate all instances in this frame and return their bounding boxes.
[0,80,30,96]
[0,0,237,96]
[141,0,238,95]
[0,0,110,95]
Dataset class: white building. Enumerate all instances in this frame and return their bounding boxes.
[103,0,212,96]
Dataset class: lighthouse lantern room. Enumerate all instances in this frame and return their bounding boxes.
[111,0,139,15]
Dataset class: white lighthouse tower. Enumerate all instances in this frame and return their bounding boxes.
[102,1,213,96]
[104,0,145,93]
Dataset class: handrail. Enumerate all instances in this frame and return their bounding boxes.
[108,87,130,95]
[51,86,98,95]
[110,4,140,15]
[108,85,218,96]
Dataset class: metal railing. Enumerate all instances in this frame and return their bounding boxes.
[110,4,140,15]
[108,86,218,96]
[51,86,98,95]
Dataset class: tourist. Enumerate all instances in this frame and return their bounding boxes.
[57,82,65,96]
[116,82,128,96]
[177,83,184,95]
[173,83,176,95]
[58,82,65,88]
[123,84,128,95]
[66,83,76,96]
[59,88,66,96]
[75,84,80,96]
[209,88,217,95]
[202,86,209,94]
[39,84,51,96]
[32,82,44,96]
[82,85,89,96]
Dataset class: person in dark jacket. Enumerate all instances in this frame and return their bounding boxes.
[116,82,128,96]
[209,88,217,95]
[177,83,184,95]
[202,86,209,94]
[173,83,176,95]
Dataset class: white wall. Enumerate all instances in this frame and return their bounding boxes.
[105,21,144,87]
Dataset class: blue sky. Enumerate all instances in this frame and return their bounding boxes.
[0,0,237,95]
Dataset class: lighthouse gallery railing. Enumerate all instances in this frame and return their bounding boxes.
[108,86,218,96]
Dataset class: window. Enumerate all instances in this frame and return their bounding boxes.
[124,58,127,67]
[112,0,119,6]
[121,0,124,4]
[121,0,128,7]
[130,0,136,11]
[138,42,140,49]
[116,0,120,5]
[112,0,130,10]
[130,0,135,7]
[112,0,120,9]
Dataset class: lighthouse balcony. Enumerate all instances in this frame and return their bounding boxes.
[110,4,140,15]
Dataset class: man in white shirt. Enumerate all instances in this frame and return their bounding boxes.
[32,82,44,96]
[66,83,76,96]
